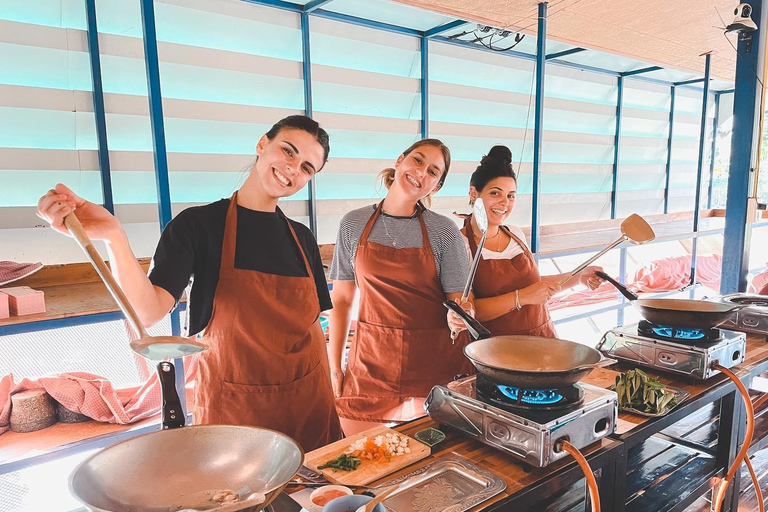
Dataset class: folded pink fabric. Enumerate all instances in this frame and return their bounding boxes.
[0,262,42,287]
[749,266,768,295]
[0,357,198,436]
[632,254,722,293]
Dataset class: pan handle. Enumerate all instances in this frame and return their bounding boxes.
[595,271,639,301]
[443,300,491,340]
[572,357,617,372]
[158,362,185,429]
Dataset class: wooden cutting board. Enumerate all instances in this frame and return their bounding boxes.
[304,426,430,486]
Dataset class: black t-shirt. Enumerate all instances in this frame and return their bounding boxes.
[148,199,332,336]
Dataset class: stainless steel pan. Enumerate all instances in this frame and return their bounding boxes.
[464,336,615,389]
[596,271,747,329]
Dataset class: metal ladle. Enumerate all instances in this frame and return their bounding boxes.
[64,212,208,360]
[450,198,488,342]
[556,213,656,287]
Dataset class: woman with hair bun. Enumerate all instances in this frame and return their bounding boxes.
[457,145,603,338]
[328,139,473,436]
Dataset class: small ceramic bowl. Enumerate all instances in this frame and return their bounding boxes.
[322,494,386,512]
[310,485,353,508]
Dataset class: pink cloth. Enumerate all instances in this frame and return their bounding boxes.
[0,261,42,286]
[0,357,198,435]
[749,266,768,295]
[632,254,722,293]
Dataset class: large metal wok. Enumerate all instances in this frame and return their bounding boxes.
[465,336,614,389]
[70,364,304,512]
[444,302,613,388]
[596,271,748,329]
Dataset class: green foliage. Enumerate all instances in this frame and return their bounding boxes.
[612,369,678,415]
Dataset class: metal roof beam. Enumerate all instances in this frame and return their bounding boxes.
[425,20,467,38]
[674,77,706,86]
[546,47,585,60]
[303,0,333,12]
[241,0,301,12]
[621,66,662,76]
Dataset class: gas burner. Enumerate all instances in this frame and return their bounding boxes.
[426,376,617,467]
[475,374,584,412]
[637,320,723,344]
[710,293,768,335]
[598,323,746,380]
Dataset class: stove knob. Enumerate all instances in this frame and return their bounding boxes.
[489,421,510,441]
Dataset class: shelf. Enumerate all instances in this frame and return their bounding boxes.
[660,400,720,452]
[625,436,720,512]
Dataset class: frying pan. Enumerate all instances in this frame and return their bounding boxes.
[70,362,304,512]
[596,271,748,329]
[64,212,208,360]
[464,336,615,389]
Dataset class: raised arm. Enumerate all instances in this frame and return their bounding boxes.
[37,184,175,327]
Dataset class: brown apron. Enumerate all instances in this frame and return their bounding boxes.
[194,193,342,451]
[336,203,473,422]
[462,216,557,338]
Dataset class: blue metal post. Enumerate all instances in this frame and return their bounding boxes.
[140,0,185,414]
[664,86,676,214]
[708,92,721,208]
[722,0,765,293]
[611,75,624,219]
[690,53,711,286]
[531,2,547,257]
[546,47,585,60]
[300,12,317,235]
[84,0,114,214]
[421,36,429,139]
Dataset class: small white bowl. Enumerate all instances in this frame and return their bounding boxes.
[310,485,354,508]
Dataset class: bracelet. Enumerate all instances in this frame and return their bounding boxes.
[515,289,522,310]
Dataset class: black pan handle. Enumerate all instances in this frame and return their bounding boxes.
[158,362,185,429]
[595,271,639,301]
[444,300,491,340]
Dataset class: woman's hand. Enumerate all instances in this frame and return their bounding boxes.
[36,183,122,242]
[578,266,605,290]
[447,298,474,333]
[519,281,561,306]
[330,368,344,398]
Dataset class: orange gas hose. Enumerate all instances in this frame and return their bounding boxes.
[744,455,765,512]
[712,364,758,512]
[561,441,600,512]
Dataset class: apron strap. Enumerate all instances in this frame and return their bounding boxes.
[276,206,314,279]
[220,192,239,271]
[359,202,384,247]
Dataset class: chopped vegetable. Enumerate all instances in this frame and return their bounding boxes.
[612,368,678,415]
[346,432,410,462]
[318,454,361,472]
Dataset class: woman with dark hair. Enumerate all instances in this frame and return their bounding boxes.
[458,145,603,338]
[36,115,342,451]
[328,139,473,436]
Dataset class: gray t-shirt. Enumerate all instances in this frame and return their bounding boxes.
[329,204,470,294]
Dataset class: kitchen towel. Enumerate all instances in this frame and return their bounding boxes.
[0,261,43,287]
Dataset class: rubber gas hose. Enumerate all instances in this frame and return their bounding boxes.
[560,440,600,512]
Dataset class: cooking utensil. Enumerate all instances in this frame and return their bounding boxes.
[464,336,616,389]
[557,214,656,287]
[451,198,489,342]
[64,212,208,360]
[69,425,304,512]
[356,485,398,512]
[596,271,748,329]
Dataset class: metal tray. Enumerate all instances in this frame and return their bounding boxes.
[374,456,506,512]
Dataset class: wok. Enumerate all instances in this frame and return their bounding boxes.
[70,363,304,512]
[464,336,615,389]
[596,271,747,329]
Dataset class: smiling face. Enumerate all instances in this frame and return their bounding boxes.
[253,128,326,199]
[472,176,517,227]
[391,145,447,202]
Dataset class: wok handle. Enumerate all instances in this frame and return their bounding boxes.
[158,362,185,429]
[595,271,639,301]
[444,300,491,340]
[572,357,617,372]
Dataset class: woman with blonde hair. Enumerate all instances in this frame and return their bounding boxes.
[328,139,473,435]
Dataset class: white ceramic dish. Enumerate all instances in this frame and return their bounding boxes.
[310,485,353,509]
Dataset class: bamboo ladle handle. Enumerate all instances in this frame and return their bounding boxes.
[64,212,149,340]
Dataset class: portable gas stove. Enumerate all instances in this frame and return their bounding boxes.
[710,293,768,336]
[597,320,746,380]
[424,374,617,467]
